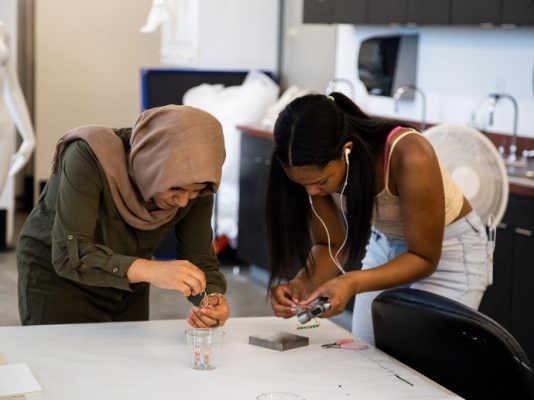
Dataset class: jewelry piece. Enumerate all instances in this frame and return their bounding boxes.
[200,292,224,309]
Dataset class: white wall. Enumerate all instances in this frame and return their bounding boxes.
[34,0,161,187]
[335,25,534,138]
[34,0,282,189]
[281,0,336,92]
[195,0,279,70]
[152,0,279,70]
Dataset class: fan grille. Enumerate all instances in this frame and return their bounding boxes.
[423,125,508,226]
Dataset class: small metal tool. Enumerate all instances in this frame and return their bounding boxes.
[297,297,331,325]
[322,338,369,350]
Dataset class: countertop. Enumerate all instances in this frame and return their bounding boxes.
[508,175,534,197]
[237,124,534,198]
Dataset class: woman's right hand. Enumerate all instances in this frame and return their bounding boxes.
[128,259,206,296]
[151,260,206,295]
[270,278,309,318]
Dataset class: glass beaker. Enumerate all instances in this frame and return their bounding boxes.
[185,328,225,370]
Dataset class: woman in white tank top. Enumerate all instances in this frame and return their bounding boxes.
[266,92,491,344]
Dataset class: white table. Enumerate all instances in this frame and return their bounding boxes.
[0,317,461,399]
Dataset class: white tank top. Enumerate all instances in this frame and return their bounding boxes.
[372,129,464,240]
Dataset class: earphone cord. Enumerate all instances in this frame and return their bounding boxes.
[308,152,350,275]
[309,197,347,275]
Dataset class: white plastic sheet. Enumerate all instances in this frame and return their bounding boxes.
[184,70,279,242]
[261,86,313,131]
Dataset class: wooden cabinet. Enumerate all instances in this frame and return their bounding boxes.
[479,193,534,363]
[406,0,450,24]
[451,0,501,24]
[367,0,450,25]
[479,222,514,328]
[502,0,534,25]
[237,132,273,271]
[367,0,407,24]
[334,0,367,24]
[302,0,334,24]
[510,231,534,362]
[304,0,534,25]
[507,193,534,363]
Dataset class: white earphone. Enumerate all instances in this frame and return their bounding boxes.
[344,147,351,164]
[308,146,351,275]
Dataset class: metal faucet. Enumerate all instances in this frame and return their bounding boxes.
[487,93,519,162]
[393,84,427,131]
[326,78,355,100]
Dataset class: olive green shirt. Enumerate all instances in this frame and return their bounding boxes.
[17,129,226,306]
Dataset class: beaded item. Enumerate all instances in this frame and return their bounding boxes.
[192,337,214,369]
[297,319,320,330]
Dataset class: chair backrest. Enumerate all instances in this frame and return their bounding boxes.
[372,288,534,400]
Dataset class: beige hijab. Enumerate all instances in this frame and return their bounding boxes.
[52,105,225,230]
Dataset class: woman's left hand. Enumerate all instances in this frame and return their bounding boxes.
[299,273,355,318]
[187,294,230,328]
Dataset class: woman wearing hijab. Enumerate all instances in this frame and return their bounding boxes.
[17,105,229,328]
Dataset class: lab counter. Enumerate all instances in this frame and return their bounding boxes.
[0,317,461,399]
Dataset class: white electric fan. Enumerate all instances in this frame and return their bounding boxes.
[423,124,509,229]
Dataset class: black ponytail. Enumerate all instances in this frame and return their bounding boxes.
[266,92,408,289]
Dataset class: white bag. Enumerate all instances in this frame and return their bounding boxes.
[183,70,279,242]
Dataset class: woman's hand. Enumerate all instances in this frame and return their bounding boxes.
[128,259,206,296]
[270,278,310,318]
[187,294,230,328]
[300,273,355,318]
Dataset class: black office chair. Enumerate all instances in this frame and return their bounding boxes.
[372,288,534,400]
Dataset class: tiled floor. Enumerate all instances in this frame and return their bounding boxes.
[0,247,19,326]
[0,213,351,331]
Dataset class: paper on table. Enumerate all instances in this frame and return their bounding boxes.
[0,364,41,398]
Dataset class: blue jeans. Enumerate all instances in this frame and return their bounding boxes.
[352,211,492,345]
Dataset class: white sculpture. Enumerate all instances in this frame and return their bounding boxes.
[0,21,36,195]
[141,0,200,66]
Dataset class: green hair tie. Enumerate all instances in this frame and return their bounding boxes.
[326,95,335,102]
